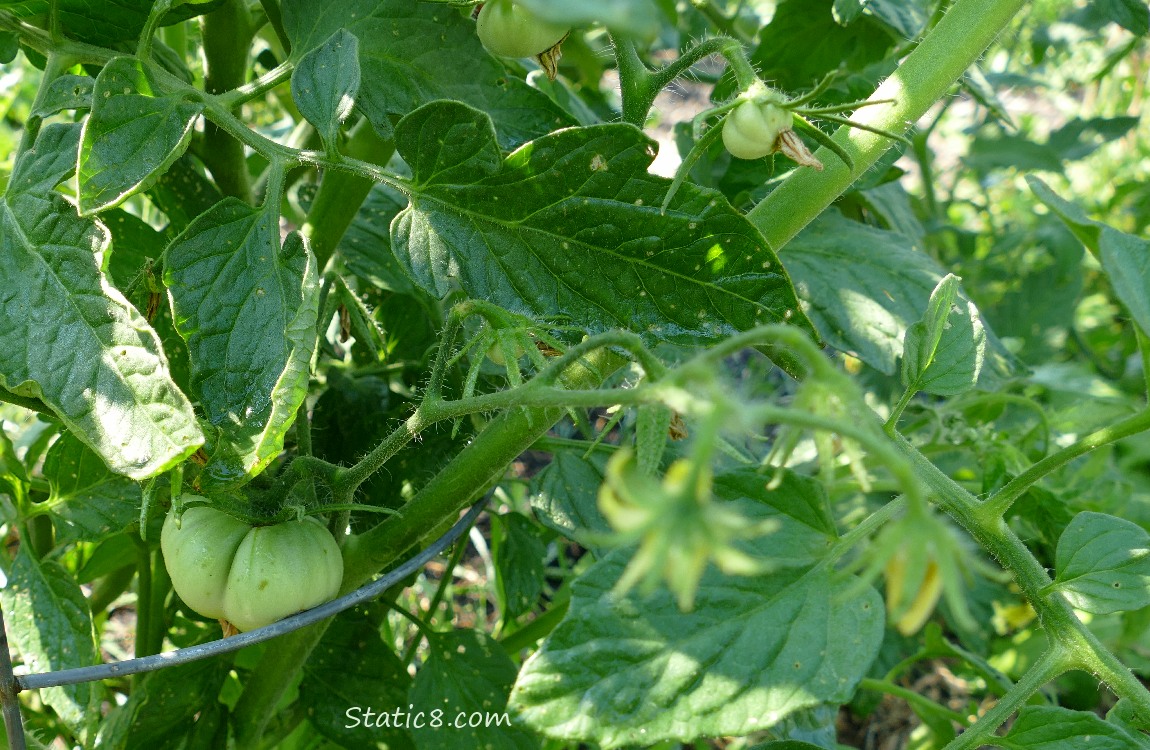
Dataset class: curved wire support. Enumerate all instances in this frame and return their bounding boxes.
[15,497,489,692]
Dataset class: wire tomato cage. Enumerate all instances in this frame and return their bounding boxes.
[0,497,491,750]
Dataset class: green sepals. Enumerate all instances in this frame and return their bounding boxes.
[791,115,854,170]
[597,448,775,611]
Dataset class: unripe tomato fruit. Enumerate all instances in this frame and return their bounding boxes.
[161,501,344,632]
[476,0,570,58]
[721,100,793,160]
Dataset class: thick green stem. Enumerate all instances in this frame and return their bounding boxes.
[746,0,1029,250]
[612,34,654,127]
[132,538,152,691]
[200,0,254,202]
[614,33,756,128]
[145,548,171,657]
[232,620,328,748]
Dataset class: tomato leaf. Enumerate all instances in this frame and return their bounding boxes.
[1052,511,1150,615]
[0,0,213,45]
[164,199,320,489]
[79,57,203,215]
[291,28,361,150]
[749,0,898,92]
[1029,176,1150,340]
[509,561,882,748]
[0,29,16,63]
[493,512,549,618]
[0,548,99,740]
[44,433,142,544]
[902,274,986,396]
[301,609,415,749]
[0,123,203,479]
[1001,705,1150,749]
[31,74,94,118]
[1070,0,1149,36]
[0,424,28,505]
[529,451,614,548]
[718,468,839,540]
[392,100,813,347]
[282,0,576,148]
[338,182,416,294]
[99,657,231,749]
[785,210,1008,379]
[409,630,536,750]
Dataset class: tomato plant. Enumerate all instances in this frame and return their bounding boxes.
[0,0,1149,749]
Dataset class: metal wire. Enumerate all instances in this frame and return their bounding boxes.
[0,605,27,750]
[14,497,488,691]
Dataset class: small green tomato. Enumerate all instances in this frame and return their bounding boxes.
[721,99,794,160]
[476,0,570,59]
[161,500,344,632]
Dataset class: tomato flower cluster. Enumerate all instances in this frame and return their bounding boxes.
[598,449,773,611]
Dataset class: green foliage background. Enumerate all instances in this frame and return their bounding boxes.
[0,0,1148,748]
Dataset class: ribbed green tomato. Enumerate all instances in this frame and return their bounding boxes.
[161,500,344,632]
[721,100,793,160]
[476,0,569,58]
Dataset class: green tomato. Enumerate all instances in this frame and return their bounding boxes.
[721,100,793,160]
[162,500,344,632]
[476,0,570,59]
[486,339,526,366]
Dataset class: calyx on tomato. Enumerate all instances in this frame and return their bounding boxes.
[161,499,344,632]
[476,0,570,59]
[721,99,794,160]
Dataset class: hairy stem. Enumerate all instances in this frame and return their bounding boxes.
[943,647,1072,750]
[301,119,396,268]
[979,408,1150,520]
[895,431,1150,721]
